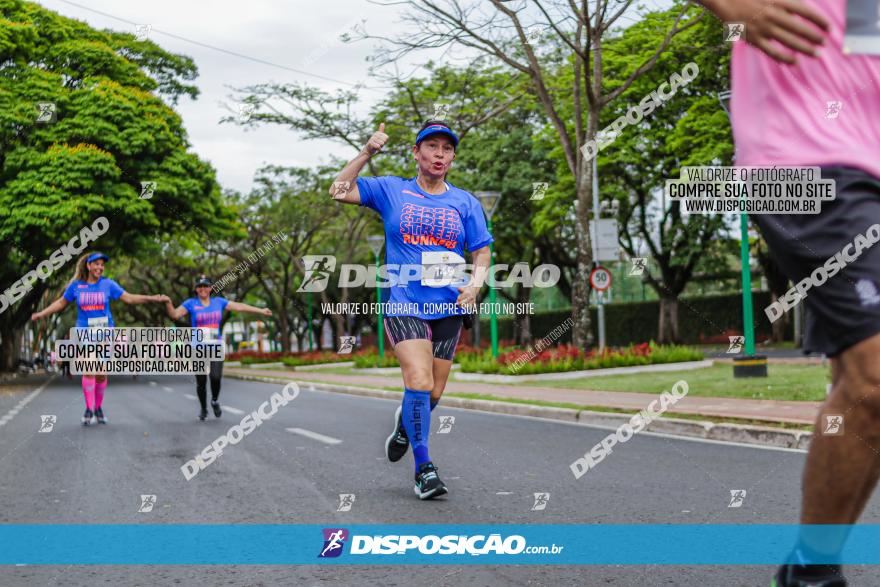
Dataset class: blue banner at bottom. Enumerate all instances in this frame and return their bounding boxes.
[1,524,877,565]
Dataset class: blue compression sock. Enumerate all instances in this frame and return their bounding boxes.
[402,387,431,471]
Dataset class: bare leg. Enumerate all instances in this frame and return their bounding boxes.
[798,333,880,558]
[394,339,434,391]
[430,358,454,405]
[802,333,880,523]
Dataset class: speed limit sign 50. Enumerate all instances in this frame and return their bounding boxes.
[589,266,612,291]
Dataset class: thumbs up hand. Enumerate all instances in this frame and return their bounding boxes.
[363,122,388,157]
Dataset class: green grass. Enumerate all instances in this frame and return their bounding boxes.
[291,366,363,375]
[521,363,829,402]
[361,383,810,430]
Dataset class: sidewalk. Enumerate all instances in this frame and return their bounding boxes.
[225,367,821,426]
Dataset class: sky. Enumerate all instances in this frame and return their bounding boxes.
[39,0,673,194]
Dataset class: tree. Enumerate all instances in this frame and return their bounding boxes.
[227,165,377,352]
[365,0,706,348]
[226,60,548,346]
[596,6,731,342]
[0,0,237,370]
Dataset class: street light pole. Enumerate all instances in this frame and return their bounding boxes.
[488,221,498,358]
[718,91,767,377]
[367,235,386,358]
[475,191,502,359]
[591,156,606,351]
[307,292,314,352]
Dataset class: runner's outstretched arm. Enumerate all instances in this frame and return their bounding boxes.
[31,297,68,321]
[120,293,169,305]
[225,301,272,317]
[165,300,188,321]
[697,0,829,64]
[328,122,388,205]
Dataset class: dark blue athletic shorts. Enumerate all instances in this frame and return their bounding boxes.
[753,167,880,357]
[383,315,463,361]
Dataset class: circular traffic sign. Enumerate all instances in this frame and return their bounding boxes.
[589,266,612,292]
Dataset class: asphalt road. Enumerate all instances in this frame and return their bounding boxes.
[1,374,878,586]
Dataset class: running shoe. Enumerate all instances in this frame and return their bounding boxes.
[199,408,208,421]
[95,407,107,424]
[81,409,94,426]
[385,405,409,462]
[211,400,222,418]
[414,461,447,500]
[771,564,847,586]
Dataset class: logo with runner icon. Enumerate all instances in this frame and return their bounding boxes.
[727,336,744,354]
[298,256,337,292]
[531,492,550,511]
[138,494,157,513]
[337,336,356,354]
[437,416,455,434]
[728,489,746,508]
[337,494,355,512]
[822,415,844,436]
[318,528,349,558]
[38,415,56,433]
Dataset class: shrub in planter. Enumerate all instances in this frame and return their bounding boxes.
[459,342,702,375]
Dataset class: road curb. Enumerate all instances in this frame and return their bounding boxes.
[227,372,811,450]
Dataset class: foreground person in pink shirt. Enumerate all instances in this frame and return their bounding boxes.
[699,1,879,586]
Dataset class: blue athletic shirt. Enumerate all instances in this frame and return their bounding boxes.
[357,176,494,319]
[182,297,229,340]
[63,277,125,328]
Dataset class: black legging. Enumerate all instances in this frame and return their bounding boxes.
[195,360,224,409]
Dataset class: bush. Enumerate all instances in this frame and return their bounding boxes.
[227,351,284,365]
[476,292,788,346]
[352,339,519,369]
[227,350,346,366]
[281,351,348,367]
[352,350,400,368]
[458,342,702,375]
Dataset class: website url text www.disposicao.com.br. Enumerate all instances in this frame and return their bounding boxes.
[344,534,564,556]
[71,359,211,374]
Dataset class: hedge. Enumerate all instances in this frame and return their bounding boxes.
[475,292,790,346]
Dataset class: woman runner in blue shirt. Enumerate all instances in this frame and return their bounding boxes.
[31,252,169,426]
[165,275,273,421]
[330,120,493,500]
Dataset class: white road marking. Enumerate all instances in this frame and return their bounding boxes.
[162,386,174,392]
[285,428,342,445]
[222,405,245,415]
[0,376,56,429]
[495,491,514,495]
[149,381,157,387]
[184,394,198,401]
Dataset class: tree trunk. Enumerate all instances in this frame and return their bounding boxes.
[571,155,595,350]
[769,292,788,343]
[329,314,345,346]
[277,312,291,352]
[514,286,532,346]
[658,295,680,344]
[0,324,23,372]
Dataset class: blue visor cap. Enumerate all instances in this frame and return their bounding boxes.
[416,125,459,148]
[87,253,109,263]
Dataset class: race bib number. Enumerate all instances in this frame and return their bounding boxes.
[420,251,466,287]
[87,316,109,328]
[196,327,220,342]
[844,0,880,54]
